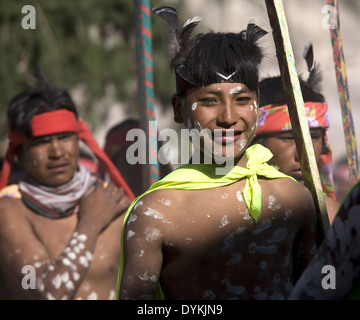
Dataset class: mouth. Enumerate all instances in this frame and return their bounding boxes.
[47,162,70,173]
[292,169,303,181]
[213,130,242,144]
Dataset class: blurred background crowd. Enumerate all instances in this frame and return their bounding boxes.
[0,0,359,201]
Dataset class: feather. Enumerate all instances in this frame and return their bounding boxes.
[245,23,268,43]
[303,41,323,94]
[152,5,181,61]
[303,39,314,72]
[180,16,202,43]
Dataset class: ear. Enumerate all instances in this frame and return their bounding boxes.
[171,94,184,123]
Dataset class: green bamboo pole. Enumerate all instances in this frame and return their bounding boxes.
[265,0,330,244]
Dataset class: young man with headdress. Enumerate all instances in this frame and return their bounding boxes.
[116,5,317,300]
[253,42,340,224]
[0,83,134,299]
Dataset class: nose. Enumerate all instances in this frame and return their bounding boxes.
[48,138,64,158]
[217,101,237,128]
[293,142,299,162]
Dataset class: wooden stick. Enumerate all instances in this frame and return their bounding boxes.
[265,0,330,244]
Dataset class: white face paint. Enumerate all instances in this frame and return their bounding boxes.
[191,102,197,111]
[229,86,242,95]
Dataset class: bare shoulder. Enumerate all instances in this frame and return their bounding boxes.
[0,197,29,228]
[260,177,316,223]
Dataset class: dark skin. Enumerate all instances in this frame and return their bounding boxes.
[0,133,131,300]
[262,129,340,224]
[119,83,317,300]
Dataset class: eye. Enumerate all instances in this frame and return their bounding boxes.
[278,134,295,142]
[32,136,51,146]
[199,97,218,106]
[57,132,75,140]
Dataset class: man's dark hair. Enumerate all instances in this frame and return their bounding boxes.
[259,42,325,106]
[152,6,267,97]
[8,85,78,138]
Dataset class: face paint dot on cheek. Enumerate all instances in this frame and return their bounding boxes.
[191,102,197,111]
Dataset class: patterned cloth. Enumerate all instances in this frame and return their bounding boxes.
[116,144,294,299]
[256,102,335,199]
[0,165,96,219]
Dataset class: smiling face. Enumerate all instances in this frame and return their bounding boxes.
[19,132,80,187]
[172,82,258,166]
[263,128,324,182]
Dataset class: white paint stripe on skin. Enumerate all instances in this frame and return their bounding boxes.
[85,251,93,261]
[221,192,229,200]
[77,234,87,242]
[236,190,243,202]
[268,195,281,211]
[127,230,135,240]
[229,86,242,95]
[87,292,98,300]
[134,200,143,211]
[52,274,62,289]
[144,207,164,220]
[144,227,162,242]
[79,256,89,268]
[61,272,69,282]
[191,102,197,111]
[157,198,172,207]
[219,215,230,228]
[65,280,74,292]
[73,272,80,281]
[36,278,45,291]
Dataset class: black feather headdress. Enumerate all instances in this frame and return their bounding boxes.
[259,40,325,106]
[152,5,268,94]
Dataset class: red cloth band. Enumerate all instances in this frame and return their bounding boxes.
[0,109,135,200]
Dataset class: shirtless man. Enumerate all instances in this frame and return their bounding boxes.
[0,84,132,299]
[117,6,317,300]
[253,43,340,224]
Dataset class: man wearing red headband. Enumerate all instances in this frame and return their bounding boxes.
[253,43,339,224]
[0,84,133,299]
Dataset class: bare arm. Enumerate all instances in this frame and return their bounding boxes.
[119,197,165,300]
[291,183,318,283]
[0,180,130,300]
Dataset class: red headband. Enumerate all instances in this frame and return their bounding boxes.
[256,102,335,199]
[0,109,135,200]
